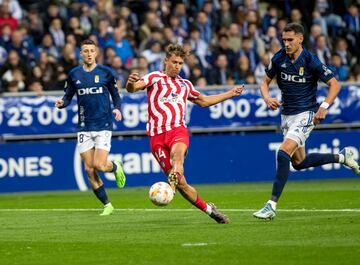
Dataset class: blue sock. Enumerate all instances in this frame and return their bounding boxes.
[93,185,110,205]
[111,161,117,173]
[293,153,337,170]
[272,150,291,200]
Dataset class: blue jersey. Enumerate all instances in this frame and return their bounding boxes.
[266,48,335,115]
[61,64,122,132]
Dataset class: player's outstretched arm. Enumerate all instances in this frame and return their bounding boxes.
[260,75,281,110]
[193,85,245,107]
[313,77,341,124]
[126,73,146,93]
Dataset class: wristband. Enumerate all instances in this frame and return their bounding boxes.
[320,102,329,109]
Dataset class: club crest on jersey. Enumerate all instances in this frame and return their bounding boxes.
[94,75,100,83]
[299,67,304,76]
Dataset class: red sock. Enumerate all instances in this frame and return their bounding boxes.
[193,195,207,212]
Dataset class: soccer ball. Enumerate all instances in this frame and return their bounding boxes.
[149,181,174,206]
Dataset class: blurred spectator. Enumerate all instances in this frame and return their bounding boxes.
[314,34,331,65]
[2,68,25,91]
[227,23,242,52]
[67,16,87,44]
[92,18,112,49]
[238,36,259,72]
[24,8,44,45]
[0,45,7,65]
[308,23,323,51]
[139,27,164,52]
[49,18,65,48]
[262,26,280,51]
[56,43,78,85]
[261,4,278,34]
[105,27,134,69]
[0,49,29,79]
[163,26,181,46]
[43,2,64,30]
[212,34,236,70]
[0,2,17,31]
[0,0,22,20]
[328,53,349,81]
[195,76,207,88]
[28,80,43,95]
[35,33,60,61]
[104,46,116,66]
[195,11,212,43]
[267,40,281,59]
[312,0,344,37]
[334,38,354,67]
[138,11,161,43]
[118,5,138,32]
[246,22,265,57]
[233,55,252,85]
[173,2,189,33]
[6,80,19,92]
[206,54,232,85]
[0,23,12,47]
[132,56,149,78]
[141,40,164,72]
[290,8,309,42]
[217,0,233,28]
[32,51,59,90]
[254,53,270,85]
[343,3,360,34]
[167,15,187,39]
[79,3,93,36]
[189,27,209,68]
[110,56,129,88]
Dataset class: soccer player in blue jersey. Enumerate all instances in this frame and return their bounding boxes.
[55,39,126,216]
[253,23,359,220]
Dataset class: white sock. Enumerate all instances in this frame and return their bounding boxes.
[267,200,277,211]
[338,154,345,163]
[205,204,212,215]
[105,202,112,207]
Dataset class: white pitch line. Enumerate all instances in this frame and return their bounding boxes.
[0,208,360,212]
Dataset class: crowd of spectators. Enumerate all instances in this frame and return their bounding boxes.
[0,0,359,94]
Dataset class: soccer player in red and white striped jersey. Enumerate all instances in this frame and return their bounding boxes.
[126,44,244,224]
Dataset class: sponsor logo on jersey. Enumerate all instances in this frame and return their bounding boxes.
[280,72,306,83]
[299,67,304,76]
[322,65,332,76]
[95,75,99,83]
[78,86,103,95]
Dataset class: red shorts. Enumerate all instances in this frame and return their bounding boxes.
[149,126,189,173]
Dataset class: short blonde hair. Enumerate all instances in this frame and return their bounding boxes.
[165,44,187,59]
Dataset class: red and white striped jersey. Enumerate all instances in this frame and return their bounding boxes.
[141,71,201,136]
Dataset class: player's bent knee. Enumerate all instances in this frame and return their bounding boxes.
[93,162,107,172]
[292,163,303,171]
[84,167,96,176]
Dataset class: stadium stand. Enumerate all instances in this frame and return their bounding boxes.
[0,0,359,94]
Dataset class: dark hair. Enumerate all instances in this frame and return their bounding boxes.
[165,44,187,59]
[80,39,96,48]
[283,22,305,36]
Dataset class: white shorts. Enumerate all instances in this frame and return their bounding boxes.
[281,111,315,147]
[77,130,112,154]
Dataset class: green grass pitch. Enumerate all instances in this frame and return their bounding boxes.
[1,179,359,265]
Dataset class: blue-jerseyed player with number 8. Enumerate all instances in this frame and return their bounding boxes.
[253,23,359,220]
[55,39,126,216]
